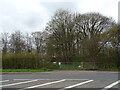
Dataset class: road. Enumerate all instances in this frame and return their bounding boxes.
[1,70,120,90]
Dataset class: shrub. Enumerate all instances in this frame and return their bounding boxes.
[2,53,59,69]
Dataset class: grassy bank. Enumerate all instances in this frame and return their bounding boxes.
[58,67,119,71]
[0,68,52,72]
[58,63,119,71]
[0,67,119,72]
[97,67,120,71]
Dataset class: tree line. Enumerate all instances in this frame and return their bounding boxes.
[1,9,120,68]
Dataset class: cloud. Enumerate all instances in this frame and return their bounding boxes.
[0,0,48,33]
[0,0,119,33]
[77,0,119,22]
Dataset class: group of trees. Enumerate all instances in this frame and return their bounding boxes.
[1,9,120,68]
[45,10,118,64]
[1,31,47,56]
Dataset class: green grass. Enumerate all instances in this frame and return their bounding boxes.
[97,67,120,71]
[0,67,119,72]
[57,63,119,71]
[1,68,52,72]
[58,64,84,70]
[0,64,119,72]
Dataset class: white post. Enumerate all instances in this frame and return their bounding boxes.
[58,62,61,68]
[118,1,120,23]
[0,40,3,90]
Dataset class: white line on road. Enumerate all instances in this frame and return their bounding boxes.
[14,79,32,81]
[66,79,90,81]
[101,80,120,90]
[0,80,9,83]
[0,79,38,88]
[60,80,94,90]
[21,79,66,90]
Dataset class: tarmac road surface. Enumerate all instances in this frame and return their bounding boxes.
[1,70,120,90]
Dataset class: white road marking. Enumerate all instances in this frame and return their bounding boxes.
[66,79,90,81]
[22,79,66,89]
[0,79,38,87]
[14,79,32,81]
[0,80,9,83]
[37,79,60,80]
[60,80,94,90]
[101,80,120,90]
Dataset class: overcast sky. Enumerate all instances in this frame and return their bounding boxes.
[0,0,119,33]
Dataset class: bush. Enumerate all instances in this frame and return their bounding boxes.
[2,53,59,69]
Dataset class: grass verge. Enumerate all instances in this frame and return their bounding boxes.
[0,68,52,72]
[97,67,120,71]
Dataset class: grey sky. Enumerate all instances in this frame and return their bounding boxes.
[0,0,119,33]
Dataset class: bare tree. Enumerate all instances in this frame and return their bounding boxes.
[75,13,115,38]
[46,9,76,62]
[25,33,33,53]
[32,31,48,57]
[74,12,115,62]
[1,33,9,54]
[9,31,25,53]
[46,10,115,63]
